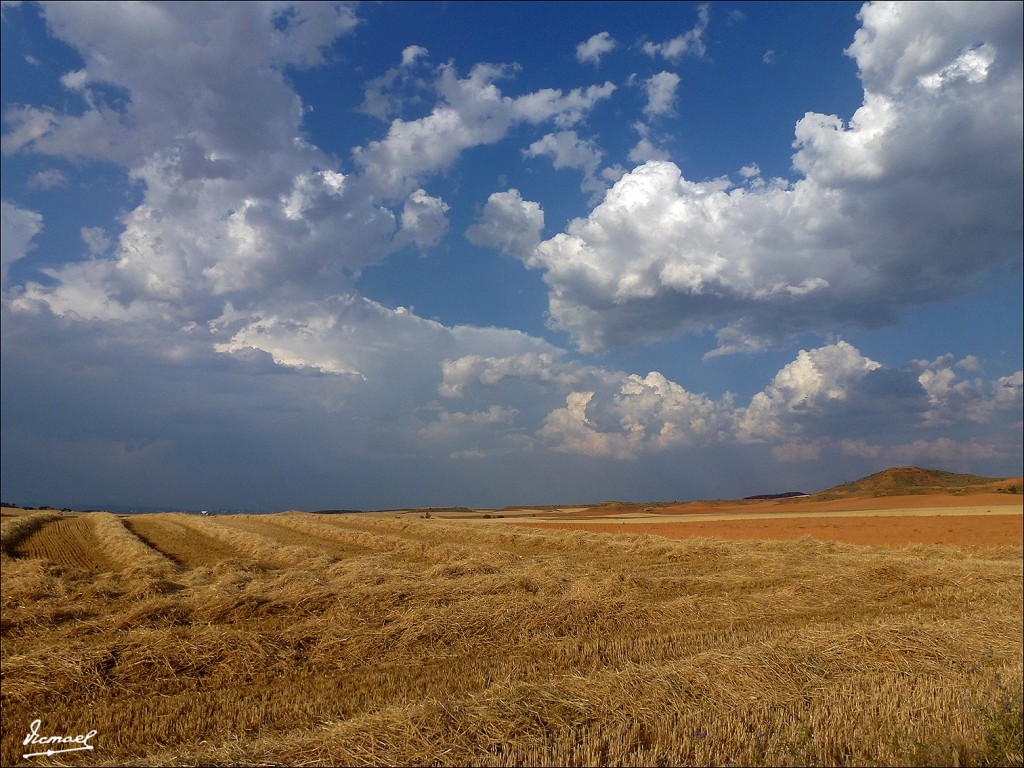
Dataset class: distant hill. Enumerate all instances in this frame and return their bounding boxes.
[743,491,808,500]
[814,466,1022,499]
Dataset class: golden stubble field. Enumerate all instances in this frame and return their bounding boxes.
[1,505,1021,767]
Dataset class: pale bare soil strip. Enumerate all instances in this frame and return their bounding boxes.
[1,516,1020,767]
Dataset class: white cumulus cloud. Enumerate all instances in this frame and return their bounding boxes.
[643,71,681,119]
[736,342,882,443]
[643,3,710,61]
[523,130,608,201]
[355,64,615,198]
[576,32,617,65]
[1,200,42,286]
[394,189,450,250]
[438,340,1020,462]
[517,2,1022,355]
[465,189,545,260]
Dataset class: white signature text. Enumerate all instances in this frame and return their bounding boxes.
[22,719,97,759]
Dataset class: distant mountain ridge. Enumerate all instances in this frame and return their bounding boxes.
[814,466,1022,499]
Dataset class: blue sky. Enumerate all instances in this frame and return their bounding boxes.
[1,1,1021,511]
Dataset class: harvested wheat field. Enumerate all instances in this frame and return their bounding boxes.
[1,504,1022,767]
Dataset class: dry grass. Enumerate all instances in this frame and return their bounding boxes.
[5,514,112,573]
[89,513,176,574]
[1,513,1020,767]
[0,510,63,557]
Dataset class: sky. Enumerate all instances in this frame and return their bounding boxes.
[1,1,1021,512]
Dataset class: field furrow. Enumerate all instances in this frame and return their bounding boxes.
[272,513,468,561]
[293,514,550,563]
[92,513,176,573]
[311,513,680,562]
[167,515,339,569]
[12,516,111,572]
[1,510,63,555]
[125,515,252,568]
[210,515,371,559]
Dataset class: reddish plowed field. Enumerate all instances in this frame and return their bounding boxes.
[578,492,1021,517]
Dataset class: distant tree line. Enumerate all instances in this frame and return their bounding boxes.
[1,501,73,512]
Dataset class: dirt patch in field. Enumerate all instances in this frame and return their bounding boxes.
[525,512,1022,547]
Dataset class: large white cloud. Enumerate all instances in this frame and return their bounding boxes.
[212,295,554,382]
[2,2,411,326]
[913,356,1024,428]
[3,3,358,165]
[2,5,614,329]
[0,2,568,499]
[0,4,614,404]
[538,372,724,459]
[519,1,1023,355]
[438,350,614,399]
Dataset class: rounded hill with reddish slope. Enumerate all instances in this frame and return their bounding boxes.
[812,466,1022,499]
